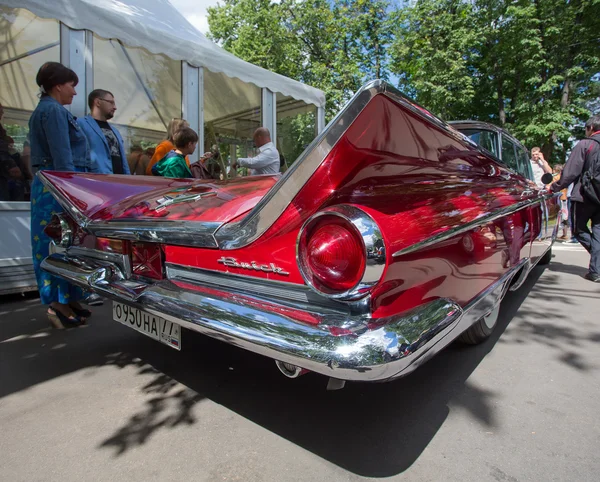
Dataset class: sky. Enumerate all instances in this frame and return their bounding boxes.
[169,0,217,35]
[169,0,282,35]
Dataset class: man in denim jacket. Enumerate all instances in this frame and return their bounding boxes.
[78,89,130,175]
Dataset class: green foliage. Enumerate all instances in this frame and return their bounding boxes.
[390,0,600,162]
[208,0,393,117]
[278,111,317,166]
[207,0,600,163]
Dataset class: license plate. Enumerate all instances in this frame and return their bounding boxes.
[112,302,181,350]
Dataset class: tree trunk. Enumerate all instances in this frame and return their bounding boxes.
[496,73,505,126]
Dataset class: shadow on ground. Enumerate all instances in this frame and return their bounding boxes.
[1,264,597,476]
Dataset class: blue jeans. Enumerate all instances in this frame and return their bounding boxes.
[571,201,600,275]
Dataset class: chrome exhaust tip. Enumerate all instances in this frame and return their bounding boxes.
[275,361,308,378]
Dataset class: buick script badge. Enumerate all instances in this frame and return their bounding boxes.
[217,257,290,276]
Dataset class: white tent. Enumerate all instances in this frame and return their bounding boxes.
[0,0,325,108]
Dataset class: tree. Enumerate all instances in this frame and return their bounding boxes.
[389,0,600,162]
[389,0,480,120]
[208,0,599,161]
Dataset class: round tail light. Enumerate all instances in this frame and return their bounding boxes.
[305,223,365,292]
[297,205,386,300]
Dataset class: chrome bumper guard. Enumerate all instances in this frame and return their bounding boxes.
[42,253,463,382]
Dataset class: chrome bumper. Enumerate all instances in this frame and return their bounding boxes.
[42,253,463,382]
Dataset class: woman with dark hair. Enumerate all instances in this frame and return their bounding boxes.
[29,61,96,329]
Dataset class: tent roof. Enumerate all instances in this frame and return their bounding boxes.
[3,0,325,108]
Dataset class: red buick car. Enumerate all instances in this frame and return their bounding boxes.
[39,80,559,389]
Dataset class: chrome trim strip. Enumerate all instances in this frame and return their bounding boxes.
[67,246,132,278]
[41,252,463,382]
[392,196,544,258]
[508,259,531,292]
[166,263,344,309]
[296,205,386,300]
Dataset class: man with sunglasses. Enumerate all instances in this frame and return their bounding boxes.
[78,89,130,175]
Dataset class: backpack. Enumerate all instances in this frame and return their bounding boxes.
[581,135,600,205]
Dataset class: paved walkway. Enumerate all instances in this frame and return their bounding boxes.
[0,246,598,481]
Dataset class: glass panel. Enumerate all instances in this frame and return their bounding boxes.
[0,7,60,202]
[516,145,533,180]
[458,129,499,157]
[276,94,316,171]
[501,136,519,172]
[204,69,262,178]
[93,36,181,136]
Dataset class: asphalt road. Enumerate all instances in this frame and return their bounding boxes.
[1,244,599,482]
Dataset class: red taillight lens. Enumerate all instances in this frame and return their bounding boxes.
[299,217,366,295]
[306,224,365,291]
[95,237,129,254]
[131,242,164,280]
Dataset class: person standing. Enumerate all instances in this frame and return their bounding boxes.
[146,118,190,175]
[530,147,553,188]
[550,116,600,283]
[233,127,280,175]
[78,89,130,174]
[0,102,22,201]
[29,62,96,328]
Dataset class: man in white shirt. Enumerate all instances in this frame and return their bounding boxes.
[234,127,280,175]
[530,146,552,187]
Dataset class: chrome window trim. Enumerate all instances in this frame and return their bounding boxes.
[392,196,545,258]
[296,205,386,301]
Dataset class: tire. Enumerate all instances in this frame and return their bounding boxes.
[459,303,501,345]
[538,247,552,265]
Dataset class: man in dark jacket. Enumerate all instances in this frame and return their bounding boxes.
[551,116,600,282]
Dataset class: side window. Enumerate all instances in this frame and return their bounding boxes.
[516,147,533,180]
[460,129,499,157]
[501,136,519,172]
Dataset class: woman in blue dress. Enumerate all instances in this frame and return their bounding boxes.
[29,62,97,329]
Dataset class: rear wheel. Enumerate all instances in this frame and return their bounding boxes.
[538,247,552,265]
[459,303,501,345]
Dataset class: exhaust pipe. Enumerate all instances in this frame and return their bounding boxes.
[275,360,309,378]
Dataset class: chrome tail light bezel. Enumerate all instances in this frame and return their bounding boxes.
[45,213,75,248]
[296,205,386,301]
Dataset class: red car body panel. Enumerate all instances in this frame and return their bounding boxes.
[42,171,279,223]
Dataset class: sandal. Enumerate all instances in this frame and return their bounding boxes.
[47,309,83,329]
[70,305,92,319]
